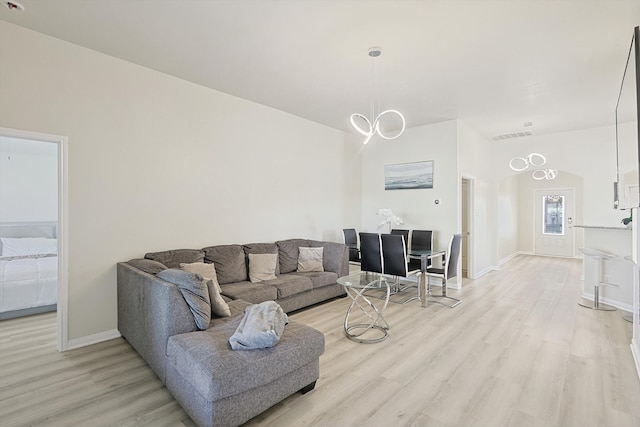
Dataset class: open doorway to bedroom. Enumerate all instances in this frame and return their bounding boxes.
[0,128,67,351]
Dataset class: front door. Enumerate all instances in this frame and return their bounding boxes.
[534,189,575,257]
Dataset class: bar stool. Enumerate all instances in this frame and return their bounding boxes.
[578,247,617,311]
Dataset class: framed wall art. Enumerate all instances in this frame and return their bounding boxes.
[384,160,433,190]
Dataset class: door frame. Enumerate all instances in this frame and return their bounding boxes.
[533,187,576,258]
[1,127,69,352]
[461,174,475,280]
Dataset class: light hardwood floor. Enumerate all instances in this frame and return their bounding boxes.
[1,255,639,426]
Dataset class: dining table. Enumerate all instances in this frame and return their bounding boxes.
[408,248,446,307]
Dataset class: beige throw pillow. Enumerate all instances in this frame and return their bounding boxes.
[248,253,278,283]
[180,262,230,317]
[297,247,324,272]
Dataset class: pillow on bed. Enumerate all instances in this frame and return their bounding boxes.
[1,237,58,257]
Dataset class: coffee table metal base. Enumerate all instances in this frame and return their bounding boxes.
[343,280,391,344]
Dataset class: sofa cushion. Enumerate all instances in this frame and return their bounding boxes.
[127,258,167,275]
[145,249,204,269]
[248,253,278,283]
[290,271,339,289]
[180,262,231,318]
[157,269,211,330]
[166,319,325,402]
[261,274,313,299]
[297,247,324,272]
[243,243,280,275]
[219,281,278,304]
[202,245,247,284]
[276,239,310,274]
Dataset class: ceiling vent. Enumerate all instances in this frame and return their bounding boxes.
[492,130,533,141]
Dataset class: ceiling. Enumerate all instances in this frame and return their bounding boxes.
[1,0,638,140]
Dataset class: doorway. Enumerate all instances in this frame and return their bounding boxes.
[0,127,68,351]
[534,188,575,257]
[461,176,473,278]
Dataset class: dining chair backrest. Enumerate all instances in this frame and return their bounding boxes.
[342,228,359,262]
[390,229,410,253]
[445,234,463,280]
[359,232,383,273]
[381,234,408,277]
[411,230,433,252]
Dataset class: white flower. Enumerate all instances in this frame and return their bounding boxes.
[377,209,403,229]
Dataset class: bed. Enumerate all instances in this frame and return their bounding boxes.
[0,222,58,320]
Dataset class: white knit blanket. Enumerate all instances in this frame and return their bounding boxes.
[229,301,288,350]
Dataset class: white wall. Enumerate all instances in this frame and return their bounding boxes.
[458,121,498,276]
[0,22,361,342]
[0,136,58,222]
[360,120,458,250]
[497,176,518,263]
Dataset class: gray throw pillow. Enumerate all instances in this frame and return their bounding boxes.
[202,245,248,284]
[276,239,310,273]
[127,258,167,275]
[157,269,211,330]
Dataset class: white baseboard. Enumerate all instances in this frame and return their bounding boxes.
[499,252,521,266]
[579,292,633,313]
[632,339,640,381]
[65,329,121,351]
[473,265,499,279]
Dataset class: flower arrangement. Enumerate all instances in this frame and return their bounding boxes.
[377,209,403,233]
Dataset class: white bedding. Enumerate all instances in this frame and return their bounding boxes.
[0,254,58,312]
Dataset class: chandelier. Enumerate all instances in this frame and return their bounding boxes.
[350,47,405,145]
[509,152,557,180]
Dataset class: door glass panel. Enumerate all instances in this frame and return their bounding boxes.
[543,195,564,235]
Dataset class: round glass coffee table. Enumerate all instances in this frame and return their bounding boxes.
[337,272,391,343]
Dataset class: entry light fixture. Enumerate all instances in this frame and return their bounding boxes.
[350,46,405,144]
[509,152,557,180]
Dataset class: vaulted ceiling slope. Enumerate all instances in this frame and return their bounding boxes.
[1,0,638,139]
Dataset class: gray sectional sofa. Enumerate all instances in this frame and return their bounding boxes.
[117,238,348,427]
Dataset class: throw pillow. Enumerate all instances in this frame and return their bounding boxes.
[180,262,231,317]
[276,239,310,273]
[248,253,278,283]
[202,245,248,284]
[297,247,324,272]
[157,269,211,330]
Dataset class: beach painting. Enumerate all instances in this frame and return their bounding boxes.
[384,161,433,190]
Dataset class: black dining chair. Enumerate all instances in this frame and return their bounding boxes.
[408,229,433,271]
[342,228,360,264]
[359,232,383,274]
[390,229,410,254]
[381,234,422,302]
[425,233,462,308]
